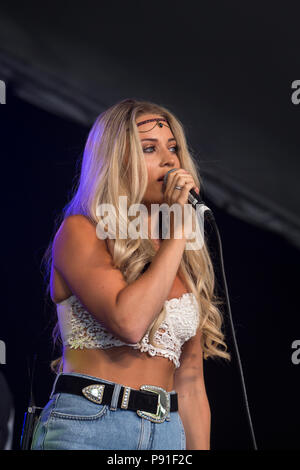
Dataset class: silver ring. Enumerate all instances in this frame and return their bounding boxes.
[175,185,183,190]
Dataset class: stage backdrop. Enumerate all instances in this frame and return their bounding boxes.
[0,2,299,450]
[0,2,299,250]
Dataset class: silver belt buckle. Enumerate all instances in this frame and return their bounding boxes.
[137,385,170,423]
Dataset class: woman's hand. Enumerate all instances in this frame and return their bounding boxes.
[162,169,199,208]
[162,169,199,240]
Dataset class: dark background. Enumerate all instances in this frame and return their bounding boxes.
[0,2,299,451]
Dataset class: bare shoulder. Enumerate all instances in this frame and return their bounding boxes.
[53,214,111,268]
[54,214,97,244]
[51,213,128,336]
[51,215,110,303]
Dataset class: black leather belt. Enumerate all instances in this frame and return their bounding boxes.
[53,374,178,424]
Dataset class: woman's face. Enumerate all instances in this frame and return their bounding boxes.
[136,113,181,206]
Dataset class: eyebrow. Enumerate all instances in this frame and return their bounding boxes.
[141,138,176,142]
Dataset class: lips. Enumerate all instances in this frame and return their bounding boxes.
[157,174,167,182]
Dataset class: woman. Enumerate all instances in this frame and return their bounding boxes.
[31,98,231,451]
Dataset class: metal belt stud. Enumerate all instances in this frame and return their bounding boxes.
[137,385,170,423]
[121,387,131,410]
[82,384,105,404]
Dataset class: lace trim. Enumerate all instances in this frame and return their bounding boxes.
[57,292,199,369]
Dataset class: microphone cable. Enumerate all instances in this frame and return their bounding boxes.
[195,199,258,450]
[163,169,258,450]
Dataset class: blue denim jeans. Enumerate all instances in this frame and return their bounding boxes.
[31,372,186,450]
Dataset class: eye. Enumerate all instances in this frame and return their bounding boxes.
[143,146,155,153]
[143,145,179,154]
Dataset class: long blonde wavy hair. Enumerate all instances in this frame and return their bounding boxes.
[42,98,231,373]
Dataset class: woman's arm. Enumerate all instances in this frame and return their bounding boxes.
[53,214,187,344]
[116,233,187,341]
[173,329,211,450]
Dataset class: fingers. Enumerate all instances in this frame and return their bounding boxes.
[163,169,198,206]
[175,182,196,210]
[164,169,189,194]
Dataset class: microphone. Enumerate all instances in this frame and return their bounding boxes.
[162,168,210,211]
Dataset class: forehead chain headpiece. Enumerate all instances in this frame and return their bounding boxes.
[136,118,170,132]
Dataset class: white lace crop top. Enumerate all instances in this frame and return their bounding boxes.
[56,292,200,369]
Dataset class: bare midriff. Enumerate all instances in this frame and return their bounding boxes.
[62,346,176,392]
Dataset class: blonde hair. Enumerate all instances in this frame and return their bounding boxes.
[42,98,231,373]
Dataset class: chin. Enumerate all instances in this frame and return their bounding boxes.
[143,193,163,206]
[150,196,164,206]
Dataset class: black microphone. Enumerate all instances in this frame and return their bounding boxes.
[163,168,210,211]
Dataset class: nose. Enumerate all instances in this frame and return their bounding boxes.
[159,149,176,167]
